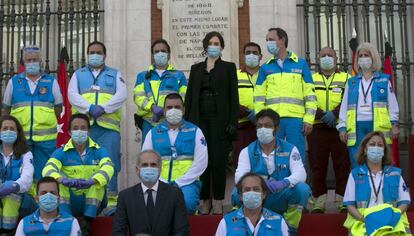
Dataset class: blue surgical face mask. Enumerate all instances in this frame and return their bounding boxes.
[71,130,88,145]
[140,167,159,183]
[25,62,41,75]
[366,146,384,163]
[153,52,169,67]
[39,192,59,213]
[207,46,221,58]
[320,56,335,70]
[358,57,372,71]
[88,54,104,67]
[257,127,275,144]
[242,191,262,210]
[245,54,260,68]
[0,130,17,145]
[267,41,279,55]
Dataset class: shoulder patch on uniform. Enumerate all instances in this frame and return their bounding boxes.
[291,68,302,74]
[403,182,408,192]
[200,137,207,146]
[119,77,125,83]
[292,152,301,161]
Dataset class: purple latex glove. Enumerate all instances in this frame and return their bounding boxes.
[77,179,96,189]
[151,105,164,116]
[90,105,105,119]
[0,181,18,197]
[61,178,82,188]
[266,179,289,193]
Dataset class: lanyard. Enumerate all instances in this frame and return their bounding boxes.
[147,71,166,106]
[88,67,105,83]
[368,168,383,203]
[360,79,374,104]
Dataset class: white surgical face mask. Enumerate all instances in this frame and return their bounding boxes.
[319,56,335,70]
[166,108,183,125]
[257,127,274,144]
[358,57,373,71]
[245,54,260,68]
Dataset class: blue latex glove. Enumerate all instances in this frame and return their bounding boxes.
[90,105,105,119]
[61,178,82,188]
[320,111,336,128]
[151,105,164,116]
[89,104,96,114]
[0,181,18,197]
[247,110,256,124]
[266,179,289,193]
[76,179,96,189]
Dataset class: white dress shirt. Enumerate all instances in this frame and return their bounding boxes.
[215,212,289,236]
[344,171,410,208]
[0,150,34,193]
[141,180,159,205]
[3,76,63,107]
[142,126,208,187]
[68,68,127,114]
[15,215,81,236]
[235,145,307,185]
[337,77,399,130]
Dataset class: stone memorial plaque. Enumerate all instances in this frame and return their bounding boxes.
[159,0,241,72]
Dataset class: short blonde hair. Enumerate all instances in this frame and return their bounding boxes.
[353,42,382,73]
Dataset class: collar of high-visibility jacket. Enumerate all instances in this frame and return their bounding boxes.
[63,138,100,152]
[266,51,298,64]
[148,64,175,72]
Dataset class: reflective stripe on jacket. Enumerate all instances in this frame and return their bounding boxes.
[74,66,121,132]
[346,72,392,146]
[151,120,196,182]
[254,51,316,124]
[247,139,293,181]
[10,73,57,141]
[133,64,187,125]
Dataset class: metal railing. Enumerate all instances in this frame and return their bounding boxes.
[297,0,414,144]
[0,0,103,80]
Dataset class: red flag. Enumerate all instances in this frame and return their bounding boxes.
[17,49,25,73]
[56,47,71,147]
[383,41,400,167]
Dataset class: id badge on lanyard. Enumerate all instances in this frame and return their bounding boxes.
[167,146,178,183]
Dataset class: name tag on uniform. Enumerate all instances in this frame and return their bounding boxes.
[359,104,371,113]
[332,88,342,93]
[91,85,101,91]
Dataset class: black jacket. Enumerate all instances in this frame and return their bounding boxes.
[111,182,189,236]
[184,58,239,141]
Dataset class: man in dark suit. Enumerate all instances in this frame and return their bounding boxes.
[112,150,189,236]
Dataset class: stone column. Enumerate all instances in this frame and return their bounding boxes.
[103,0,152,190]
[249,0,300,58]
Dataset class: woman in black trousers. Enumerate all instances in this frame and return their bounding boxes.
[184,31,238,214]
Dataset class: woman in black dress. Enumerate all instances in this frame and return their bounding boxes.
[184,31,239,214]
